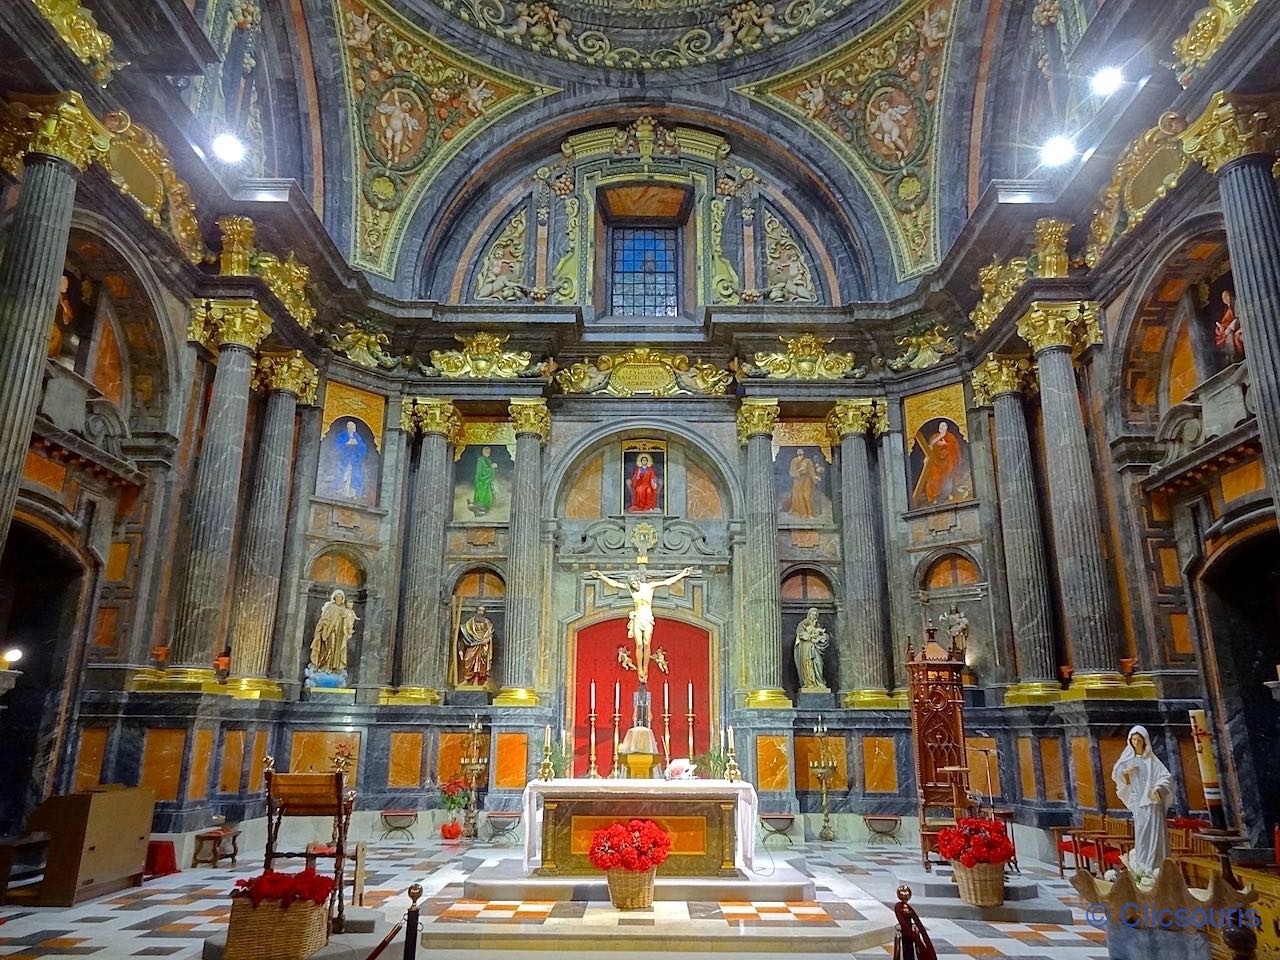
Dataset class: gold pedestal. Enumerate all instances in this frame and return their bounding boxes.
[378,685,443,705]
[1060,671,1158,701]
[1003,681,1063,706]
[621,752,662,779]
[222,677,286,700]
[494,686,540,707]
[746,687,793,709]
[842,689,909,709]
[129,667,224,694]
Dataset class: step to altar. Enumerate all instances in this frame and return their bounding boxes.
[891,867,1075,923]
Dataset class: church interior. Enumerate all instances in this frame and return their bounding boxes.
[0,0,1278,958]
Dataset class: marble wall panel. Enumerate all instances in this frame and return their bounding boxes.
[563,452,603,520]
[188,729,214,801]
[249,731,269,791]
[1221,460,1265,503]
[388,731,424,788]
[105,542,130,581]
[139,728,187,802]
[1017,736,1037,801]
[755,735,790,791]
[73,727,107,792]
[22,450,67,491]
[495,732,528,788]
[1098,735,1127,810]
[439,731,489,783]
[685,457,724,520]
[863,736,898,793]
[1071,736,1097,809]
[219,730,246,794]
[1040,737,1066,802]
[1177,735,1208,809]
[965,737,1001,798]
[290,730,361,779]
[794,735,848,791]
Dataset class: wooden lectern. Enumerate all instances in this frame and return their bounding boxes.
[264,759,354,932]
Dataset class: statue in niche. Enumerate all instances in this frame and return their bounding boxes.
[793,607,830,691]
[306,589,358,688]
[938,602,969,650]
[457,606,495,688]
[590,567,694,684]
[1111,724,1172,879]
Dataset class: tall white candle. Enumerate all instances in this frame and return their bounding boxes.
[614,680,620,714]
[664,682,669,714]
[728,725,735,752]
[590,679,596,711]
[544,724,551,751]
[688,681,693,713]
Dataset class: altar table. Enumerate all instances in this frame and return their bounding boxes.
[522,779,757,876]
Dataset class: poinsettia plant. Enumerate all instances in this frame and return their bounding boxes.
[232,869,335,908]
[588,819,672,873]
[936,818,1015,868]
[440,776,468,813]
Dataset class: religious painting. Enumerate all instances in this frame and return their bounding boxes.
[317,382,386,507]
[772,423,833,524]
[48,267,99,373]
[1197,269,1242,368]
[622,439,666,514]
[904,383,972,510]
[452,422,516,524]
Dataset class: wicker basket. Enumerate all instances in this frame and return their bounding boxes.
[952,861,1005,907]
[225,896,329,960]
[605,867,657,910]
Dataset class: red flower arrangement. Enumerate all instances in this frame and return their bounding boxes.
[232,869,335,908]
[936,818,1015,869]
[440,776,468,813]
[588,819,672,873]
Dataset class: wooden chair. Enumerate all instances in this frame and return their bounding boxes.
[264,761,355,932]
[1051,812,1127,877]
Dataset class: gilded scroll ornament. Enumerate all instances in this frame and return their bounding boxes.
[555,348,733,398]
[0,91,113,175]
[1031,218,1071,279]
[709,197,741,305]
[330,318,400,369]
[475,210,528,301]
[429,332,534,379]
[613,116,680,165]
[214,216,317,330]
[254,351,319,405]
[968,256,1029,333]
[887,319,958,371]
[1171,0,1257,88]
[32,0,123,86]
[970,354,1034,406]
[1085,114,1190,268]
[508,398,551,442]
[736,398,780,445]
[742,212,817,302]
[552,196,580,303]
[745,333,859,381]
[826,398,882,440]
[402,397,461,441]
[1016,300,1101,355]
[1181,90,1280,175]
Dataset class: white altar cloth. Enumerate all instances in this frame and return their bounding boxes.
[521,778,759,872]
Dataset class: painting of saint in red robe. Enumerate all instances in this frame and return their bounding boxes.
[1214,288,1243,360]
[909,417,972,509]
[624,450,664,513]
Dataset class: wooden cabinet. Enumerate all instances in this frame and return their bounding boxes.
[7,788,154,906]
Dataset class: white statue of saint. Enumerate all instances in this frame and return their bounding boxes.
[1111,724,1172,878]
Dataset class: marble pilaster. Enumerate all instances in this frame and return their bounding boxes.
[738,399,790,708]
[272,403,322,678]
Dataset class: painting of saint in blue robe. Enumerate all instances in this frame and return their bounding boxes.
[317,417,381,507]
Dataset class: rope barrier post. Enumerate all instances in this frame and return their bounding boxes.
[402,883,422,960]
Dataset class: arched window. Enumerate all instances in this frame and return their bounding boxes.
[923,553,981,590]
[781,569,834,601]
[308,551,365,588]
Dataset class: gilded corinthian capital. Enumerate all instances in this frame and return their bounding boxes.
[190,298,272,352]
[254,351,318,405]
[970,355,1035,406]
[508,398,551,443]
[402,398,461,442]
[0,91,113,175]
[1181,90,1280,174]
[826,399,882,442]
[736,398,780,445]
[1016,301,1102,355]
[217,216,256,276]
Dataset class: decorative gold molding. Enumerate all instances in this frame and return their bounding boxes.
[743,333,859,381]
[0,90,112,174]
[827,398,883,441]
[970,354,1034,406]
[1016,300,1102,355]
[745,687,793,708]
[508,397,551,443]
[737,398,780,446]
[429,332,533,379]
[556,348,732,398]
[256,253,317,331]
[193,298,272,352]
[217,216,256,276]
[402,397,461,443]
[887,320,958,371]
[1181,90,1280,175]
[186,299,218,353]
[254,351,318,404]
[1002,681,1062,706]
[330,319,399,369]
[969,256,1030,334]
[1171,0,1258,88]
[1032,218,1071,279]
[31,0,123,86]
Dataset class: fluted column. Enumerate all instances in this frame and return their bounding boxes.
[167,300,272,680]
[972,355,1059,704]
[0,92,113,554]
[738,399,790,708]
[1183,91,1280,522]
[495,398,549,706]
[1017,301,1127,696]
[387,398,460,705]
[226,352,317,696]
[827,399,894,707]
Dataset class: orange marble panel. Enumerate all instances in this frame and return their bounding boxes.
[290,730,361,779]
[219,730,246,794]
[965,737,1001,797]
[1221,460,1265,502]
[794,735,847,791]
[1017,737,1036,801]
[93,318,124,406]
[105,542,130,581]
[1140,325,1167,352]
[139,728,187,802]
[387,732,424,788]
[495,733,529,788]
[92,606,119,648]
[571,815,706,855]
[1157,278,1188,304]
[1040,737,1066,802]
[23,451,66,491]
[1071,737,1096,809]
[686,458,724,520]
[438,732,488,784]
[1098,736,1127,810]
[754,735,790,791]
[1158,547,1182,588]
[1166,327,1197,406]
[1133,377,1155,407]
[602,184,688,219]
[564,452,603,520]
[1169,612,1193,655]
[863,736,897,793]
[789,530,820,548]
[249,731,269,791]
[1177,735,1208,810]
[74,727,108,792]
[187,728,213,800]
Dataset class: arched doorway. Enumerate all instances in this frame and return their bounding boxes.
[0,522,89,834]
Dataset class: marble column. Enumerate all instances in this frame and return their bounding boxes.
[271,403,322,676]
[1183,91,1280,523]
[971,355,1059,704]
[385,398,460,705]
[496,398,549,706]
[167,300,272,681]
[827,399,894,707]
[738,399,790,708]
[1017,301,1127,695]
[226,352,317,696]
[0,92,112,554]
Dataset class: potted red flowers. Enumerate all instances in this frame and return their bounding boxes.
[936,818,1014,907]
[225,869,335,960]
[588,819,672,910]
[440,776,467,840]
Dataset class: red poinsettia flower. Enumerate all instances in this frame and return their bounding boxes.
[232,868,336,908]
[588,819,673,873]
[936,818,1014,868]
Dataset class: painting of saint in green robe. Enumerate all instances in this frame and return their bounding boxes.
[453,443,514,523]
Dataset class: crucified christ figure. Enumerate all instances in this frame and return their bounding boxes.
[590,566,694,684]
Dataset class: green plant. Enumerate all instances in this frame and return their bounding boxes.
[550,743,573,777]
[692,748,727,779]
[440,776,468,813]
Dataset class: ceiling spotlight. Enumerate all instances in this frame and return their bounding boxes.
[1040,136,1077,168]
[2,648,22,666]
[1090,66,1124,97]
[211,132,247,164]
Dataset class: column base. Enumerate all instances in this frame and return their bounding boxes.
[493,686,540,707]
[128,667,224,694]
[1002,681,1063,706]
[745,688,793,709]
[223,677,285,700]
[842,689,908,709]
[379,685,443,705]
[1060,671,1158,701]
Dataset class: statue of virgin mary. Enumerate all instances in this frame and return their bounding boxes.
[1111,724,1172,878]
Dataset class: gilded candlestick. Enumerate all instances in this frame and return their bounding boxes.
[587,708,601,778]
[686,709,695,760]
[810,718,835,842]
[661,708,672,766]
[724,744,741,783]
[611,708,623,778]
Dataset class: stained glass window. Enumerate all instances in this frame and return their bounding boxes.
[609,227,679,317]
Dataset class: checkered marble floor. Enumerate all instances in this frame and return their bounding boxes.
[0,840,1107,958]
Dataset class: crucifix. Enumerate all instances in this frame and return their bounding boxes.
[589,566,694,687]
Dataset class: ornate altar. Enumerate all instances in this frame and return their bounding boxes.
[907,623,971,870]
